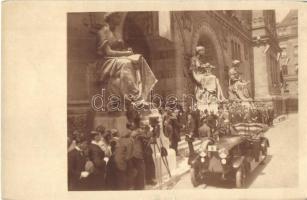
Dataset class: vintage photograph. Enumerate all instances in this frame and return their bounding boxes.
[67,10,298,191]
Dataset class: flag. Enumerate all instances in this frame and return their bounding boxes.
[233,123,269,135]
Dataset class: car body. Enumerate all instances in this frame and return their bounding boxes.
[190,123,269,188]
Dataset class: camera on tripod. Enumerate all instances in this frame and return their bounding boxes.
[149,117,160,140]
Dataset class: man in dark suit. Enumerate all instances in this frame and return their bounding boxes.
[87,131,107,190]
[190,107,200,138]
[130,123,147,190]
[68,135,90,191]
[207,111,218,137]
[113,123,134,190]
[173,111,183,156]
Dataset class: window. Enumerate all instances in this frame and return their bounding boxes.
[269,53,278,86]
[244,43,248,60]
[231,40,241,60]
[231,40,234,59]
[238,44,241,60]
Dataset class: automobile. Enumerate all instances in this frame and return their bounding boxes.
[189,123,270,188]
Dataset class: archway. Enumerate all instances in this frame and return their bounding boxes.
[191,22,227,96]
[197,35,219,68]
[122,12,152,66]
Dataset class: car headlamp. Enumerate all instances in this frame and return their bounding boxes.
[218,148,228,159]
[221,158,227,165]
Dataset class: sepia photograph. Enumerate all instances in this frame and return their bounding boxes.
[67,10,298,191]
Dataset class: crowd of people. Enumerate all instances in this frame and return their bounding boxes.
[160,101,275,154]
[68,120,158,191]
[68,101,275,191]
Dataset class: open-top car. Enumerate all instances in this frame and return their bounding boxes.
[189,123,270,188]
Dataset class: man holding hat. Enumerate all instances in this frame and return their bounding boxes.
[68,134,90,191]
[87,131,107,190]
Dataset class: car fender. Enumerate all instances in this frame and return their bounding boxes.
[232,156,245,169]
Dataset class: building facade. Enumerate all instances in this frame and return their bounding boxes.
[67,10,283,133]
[251,10,283,113]
[277,10,298,112]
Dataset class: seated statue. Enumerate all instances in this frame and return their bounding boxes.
[228,60,252,105]
[94,12,157,109]
[190,46,225,113]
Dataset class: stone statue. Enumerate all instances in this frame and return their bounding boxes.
[94,12,157,108]
[190,46,225,113]
[228,60,252,105]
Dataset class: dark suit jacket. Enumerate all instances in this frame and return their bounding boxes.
[68,149,87,191]
[186,118,196,135]
[87,143,106,190]
[114,136,133,171]
[170,118,181,142]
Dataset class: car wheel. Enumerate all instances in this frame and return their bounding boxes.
[235,167,246,188]
[190,168,200,187]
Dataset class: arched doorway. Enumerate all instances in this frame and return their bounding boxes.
[191,23,227,96]
[197,35,219,70]
[122,12,176,99]
[122,12,152,66]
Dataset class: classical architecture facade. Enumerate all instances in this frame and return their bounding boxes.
[251,10,283,113]
[277,10,298,112]
[67,10,284,134]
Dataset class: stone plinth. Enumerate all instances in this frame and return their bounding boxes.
[93,111,128,136]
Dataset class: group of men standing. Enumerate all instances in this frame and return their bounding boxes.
[67,122,157,191]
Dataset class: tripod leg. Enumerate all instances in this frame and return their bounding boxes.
[153,144,163,189]
[155,143,172,178]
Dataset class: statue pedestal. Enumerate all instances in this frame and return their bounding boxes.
[93,112,127,136]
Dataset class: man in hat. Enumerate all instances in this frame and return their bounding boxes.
[105,129,120,190]
[68,134,90,191]
[87,131,107,190]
